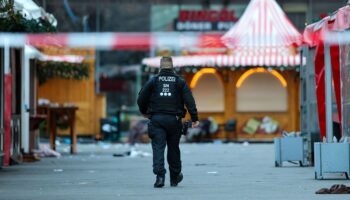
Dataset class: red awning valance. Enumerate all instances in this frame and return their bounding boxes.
[303,5,350,47]
[143,53,302,68]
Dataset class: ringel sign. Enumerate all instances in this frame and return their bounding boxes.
[174,9,238,31]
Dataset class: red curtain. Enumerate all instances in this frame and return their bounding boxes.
[314,43,342,140]
[314,42,326,139]
[330,45,342,126]
[3,74,12,166]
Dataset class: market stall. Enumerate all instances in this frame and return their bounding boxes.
[303,3,350,179]
[143,0,303,141]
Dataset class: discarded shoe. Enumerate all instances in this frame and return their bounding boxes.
[330,184,350,194]
[170,173,183,187]
[316,184,350,194]
[154,175,165,188]
[316,188,330,194]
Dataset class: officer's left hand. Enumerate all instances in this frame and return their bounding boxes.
[192,121,200,128]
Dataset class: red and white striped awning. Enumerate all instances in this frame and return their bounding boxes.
[303,5,350,47]
[143,0,302,68]
[143,53,301,68]
[222,0,302,48]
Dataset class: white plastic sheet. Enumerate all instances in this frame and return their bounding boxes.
[340,44,350,137]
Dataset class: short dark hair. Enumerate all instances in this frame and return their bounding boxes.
[160,56,173,69]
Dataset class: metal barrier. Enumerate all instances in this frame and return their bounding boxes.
[300,47,320,166]
[0,128,4,167]
[10,115,21,162]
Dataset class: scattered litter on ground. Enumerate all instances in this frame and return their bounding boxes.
[32,144,61,158]
[113,148,152,158]
[195,163,207,166]
[129,149,152,158]
[242,141,249,146]
[64,138,71,145]
[62,147,70,153]
[113,151,130,157]
[53,169,63,173]
[207,171,218,174]
[316,184,350,194]
[195,163,216,167]
[97,142,112,150]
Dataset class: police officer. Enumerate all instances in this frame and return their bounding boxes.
[137,56,199,188]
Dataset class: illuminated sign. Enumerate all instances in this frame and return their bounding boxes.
[174,9,238,31]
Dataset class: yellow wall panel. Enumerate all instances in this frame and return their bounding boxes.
[37,48,106,136]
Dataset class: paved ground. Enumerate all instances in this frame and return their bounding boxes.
[0,142,349,200]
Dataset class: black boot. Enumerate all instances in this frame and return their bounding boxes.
[154,175,165,188]
[170,173,183,187]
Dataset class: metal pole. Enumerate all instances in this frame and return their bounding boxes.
[3,41,9,131]
[4,40,9,75]
[308,0,313,24]
[303,47,310,135]
[301,46,313,160]
[135,66,142,107]
[324,43,333,142]
[21,46,30,153]
[95,4,101,94]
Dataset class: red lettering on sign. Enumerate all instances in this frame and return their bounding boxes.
[194,10,206,21]
[178,10,237,22]
[208,10,218,22]
[219,10,228,21]
[179,10,189,21]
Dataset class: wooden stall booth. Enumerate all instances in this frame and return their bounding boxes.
[37,47,106,138]
[180,68,300,141]
[143,0,303,141]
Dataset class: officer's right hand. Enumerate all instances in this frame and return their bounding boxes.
[192,121,200,128]
[143,114,150,119]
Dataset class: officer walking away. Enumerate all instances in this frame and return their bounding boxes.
[137,56,199,188]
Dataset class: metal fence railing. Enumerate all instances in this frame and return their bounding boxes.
[340,44,350,137]
[10,115,21,163]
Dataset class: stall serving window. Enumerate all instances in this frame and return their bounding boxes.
[236,69,288,112]
[191,69,224,112]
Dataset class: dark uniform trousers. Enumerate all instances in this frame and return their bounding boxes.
[148,113,182,178]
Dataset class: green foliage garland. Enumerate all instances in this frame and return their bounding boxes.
[0,1,56,33]
[37,61,89,85]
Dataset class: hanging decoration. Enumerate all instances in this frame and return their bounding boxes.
[37,61,89,85]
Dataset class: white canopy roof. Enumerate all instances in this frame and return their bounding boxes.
[14,0,57,26]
